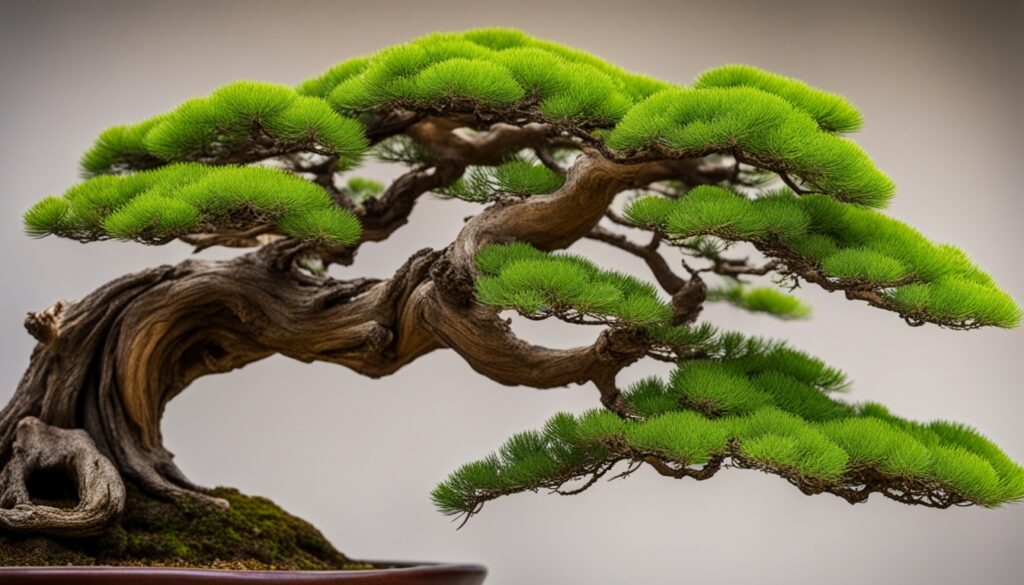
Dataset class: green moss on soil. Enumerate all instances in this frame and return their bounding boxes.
[0,484,377,570]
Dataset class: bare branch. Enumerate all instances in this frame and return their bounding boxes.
[534,147,566,176]
[703,257,781,278]
[586,225,686,293]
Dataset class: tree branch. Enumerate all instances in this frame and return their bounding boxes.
[586,226,686,294]
[435,152,705,304]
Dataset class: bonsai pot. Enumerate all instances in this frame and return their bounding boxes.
[0,561,487,584]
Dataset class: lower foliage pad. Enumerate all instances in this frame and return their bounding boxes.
[434,356,1024,518]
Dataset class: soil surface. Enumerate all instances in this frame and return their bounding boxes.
[0,483,377,570]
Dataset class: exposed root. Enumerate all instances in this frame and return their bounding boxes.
[0,417,125,537]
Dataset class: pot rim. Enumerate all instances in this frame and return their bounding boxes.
[0,559,488,580]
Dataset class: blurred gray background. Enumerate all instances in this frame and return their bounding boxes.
[1,1,1022,583]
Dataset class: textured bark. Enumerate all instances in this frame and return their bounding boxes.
[0,250,435,515]
[0,418,124,537]
[0,110,725,538]
[433,153,705,305]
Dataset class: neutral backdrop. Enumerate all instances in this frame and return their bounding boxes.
[1,1,1022,584]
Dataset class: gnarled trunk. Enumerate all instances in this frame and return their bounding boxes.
[0,248,439,535]
[0,147,675,538]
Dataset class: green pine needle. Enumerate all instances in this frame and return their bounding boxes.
[346,177,385,202]
[81,82,367,175]
[444,157,565,202]
[434,360,1024,518]
[623,189,1021,329]
[24,197,71,237]
[25,162,361,245]
[473,243,669,325]
[320,28,670,124]
[693,64,863,133]
[607,88,893,206]
[707,283,812,320]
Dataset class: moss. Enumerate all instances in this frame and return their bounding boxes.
[0,483,376,570]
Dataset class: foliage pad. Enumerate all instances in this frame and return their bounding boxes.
[80,82,367,175]
[625,187,1021,329]
[435,360,1024,518]
[25,163,361,245]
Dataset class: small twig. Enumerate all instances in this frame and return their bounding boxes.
[534,147,566,176]
[778,171,822,195]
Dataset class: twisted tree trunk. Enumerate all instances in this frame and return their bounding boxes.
[0,151,676,537]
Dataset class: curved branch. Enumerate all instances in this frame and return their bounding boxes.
[357,164,465,243]
[434,152,703,304]
[247,119,560,266]
[586,226,686,293]
[406,118,552,166]
[419,288,648,410]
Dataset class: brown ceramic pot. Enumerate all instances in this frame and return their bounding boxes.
[0,561,487,584]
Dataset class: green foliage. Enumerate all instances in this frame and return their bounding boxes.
[890,279,1022,331]
[25,163,361,245]
[431,286,1022,517]
[345,176,385,202]
[606,88,893,206]
[624,411,730,464]
[81,82,367,175]
[276,209,362,245]
[732,408,850,481]
[23,197,71,237]
[27,28,1024,522]
[664,358,850,420]
[660,187,811,239]
[821,248,909,282]
[492,159,565,195]
[623,195,676,229]
[694,64,863,133]
[750,371,855,421]
[474,242,669,325]
[643,323,852,394]
[103,193,202,239]
[473,240,547,274]
[300,31,886,207]
[820,417,932,476]
[317,28,670,123]
[79,116,168,177]
[623,188,1021,328]
[296,56,372,98]
[670,361,770,416]
[445,157,565,201]
[475,244,843,349]
[724,344,849,392]
[707,283,812,319]
[434,360,1024,517]
[413,59,526,106]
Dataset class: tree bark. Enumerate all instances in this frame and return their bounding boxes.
[0,417,125,537]
[0,148,667,536]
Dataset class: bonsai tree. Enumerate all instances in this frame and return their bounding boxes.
[2,27,1022,567]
